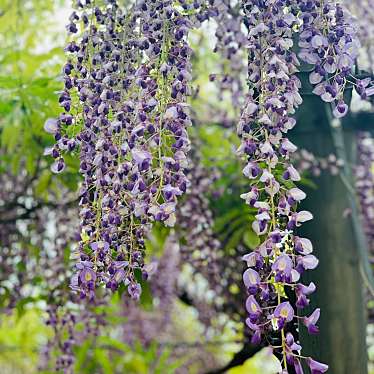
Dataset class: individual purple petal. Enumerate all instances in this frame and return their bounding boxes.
[44,118,59,134]
[240,188,259,206]
[311,35,324,48]
[298,254,319,270]
[338,54,353,69]
[90,241,109,252]
[321,92,335,102]
[131,148,152,169]
[295,237,313,255]
[294,359,304,374]
[164,106,178,120]
[242,252,257,267]
[303,308,320,334]
[245,318,262,345]
[296,282,316,308]
[288,188,306,203]
[243,268,260,292]
[280,138,297,153]
[243,162,261,179]
[306,357,328,373]
[309,71,323,85]
[51,159,65,173]
[79,267,96,284]
[245,295,262,320]
[252,220,268,235]
[333,101,348,118]
[43,147,54,156]
[162,184,182,200]
[283,165,301,181]
[295,211,313,224]
[286,332,302,351]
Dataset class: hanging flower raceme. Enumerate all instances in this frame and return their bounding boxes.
[297,0,374,116]
[177,155,222,290]
[122,234,180,347]
[210,0,247,111]
[45,0,193,300]
[356,132,374,258]
[239,1,326,372]
[345,0,374,73]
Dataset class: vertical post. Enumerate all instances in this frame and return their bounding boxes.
[290,92,368,374]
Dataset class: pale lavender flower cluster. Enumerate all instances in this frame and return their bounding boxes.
[44,299,107,373]
[45,0,193,300]
[239,1,326,372]
[298,0,374,117]
[293,149,344,177]
[210,0,247,110]
[176,150,225,328]
[356,132,374,259]
[0,171,35,311]
[38,205,108,373]
[178,158,221,289]
[122,235,180,346]
[345,0,374,72]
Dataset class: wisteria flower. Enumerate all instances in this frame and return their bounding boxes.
[306,357,328,374]
[274,301,294,325]
[246,295,262,321]
[243,268,261,294]
[303,308,321,335]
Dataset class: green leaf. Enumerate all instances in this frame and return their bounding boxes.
[94,349,113,374]
[35,169,51,197]
[243,229,260,249]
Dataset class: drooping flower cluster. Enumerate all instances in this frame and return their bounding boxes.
[345,0,374,72]
[297,0,374,116]
[34,203,107,373]
[0,170,33,311]
[122,234,180,346]
[210,0,247,110]
[178,157,221,290]
[46,0,194,299]
[356,132,374,259]
[239,1,326,372]
[176,150,226,328]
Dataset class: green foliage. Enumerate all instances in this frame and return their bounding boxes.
[0,309,50,374]
[0,0,79,191]
[227,348,282,374]
[74,338,183,374]
[195,124,260,252]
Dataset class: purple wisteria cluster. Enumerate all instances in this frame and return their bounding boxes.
[45,0,194,300]
[356,132,374,260]
[178,157,221,289]
[345,0,374,71]
[176,150,225,328]
[239,1,327,372]
[297,0,374,116]
[122,235,180,346]
[210,0,247,110]
[36,204,107,373]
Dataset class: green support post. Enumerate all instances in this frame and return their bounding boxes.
[290,90,368,374]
